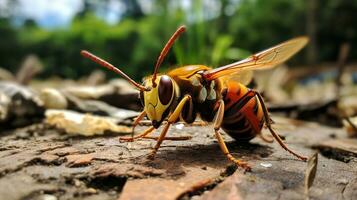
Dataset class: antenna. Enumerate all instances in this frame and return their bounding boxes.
[152,25,186,87]
[81,50,148,91]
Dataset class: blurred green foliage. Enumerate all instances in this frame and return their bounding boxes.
[0,0,357,80]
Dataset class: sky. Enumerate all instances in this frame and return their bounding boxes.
[0,0,123,28]
[17,0,83,27]
[0,0,226,28]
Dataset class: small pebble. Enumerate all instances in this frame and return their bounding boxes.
[84,188,97,194]
[74,179,82,187]
[175,123,184,130]
[41,194,57,200]
[260,162,272,168]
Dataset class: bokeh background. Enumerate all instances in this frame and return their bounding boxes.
[1,0,357,81]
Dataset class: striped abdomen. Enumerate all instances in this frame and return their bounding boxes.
[221,81,264,141]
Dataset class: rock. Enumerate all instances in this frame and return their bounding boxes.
[39,87,139,120]
[1,116,356,200]
[92,163,165,179]
[63,93,139,120]
[64,84,116,100]
[0,92,10,121]
[40,88,68,109]
[119,167,220,200]
[63,78,141,111]
[66,154,94,167]
[0,81,44,127]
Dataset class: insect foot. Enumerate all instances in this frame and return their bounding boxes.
[300,156,308,162]
[227,154,252,172]
[239,162,252,172]
[232,160,252,172]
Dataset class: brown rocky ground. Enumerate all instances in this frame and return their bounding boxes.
[0,116,356,200]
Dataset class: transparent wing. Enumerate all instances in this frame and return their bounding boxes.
[203,37,308,80]
[220,70,254,86]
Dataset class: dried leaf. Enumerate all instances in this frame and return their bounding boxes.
[45,109,131,136]
[86,70,106,85]
[304,152,318,197]
[342,116,357,138]
[16,55,43,85]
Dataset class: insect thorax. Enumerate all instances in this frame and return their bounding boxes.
[171,72,223,122]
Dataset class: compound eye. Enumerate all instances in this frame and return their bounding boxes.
[158,75,173,105]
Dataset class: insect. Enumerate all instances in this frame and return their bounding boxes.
[81,25,308,171]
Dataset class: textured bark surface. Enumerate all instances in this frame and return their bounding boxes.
[0,116,356,200]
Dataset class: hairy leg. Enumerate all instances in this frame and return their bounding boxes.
[119,126,155,142]
[214,99,252,171]
[132,111,146,133]
[147,95,192,159]
[255,91,307,161]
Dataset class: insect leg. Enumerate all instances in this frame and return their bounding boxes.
[214,99,252,171]
[142,94,194,141]
[147,95,192,159]
[258,132,274,143]
[119,126,191,142]
[142,135,192,141]
[119,126,155,142]
[255,91,308,161]
[129,110,147,139]
[191,121,209,126]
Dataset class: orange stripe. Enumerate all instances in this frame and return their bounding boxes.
[224,81,249,110]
